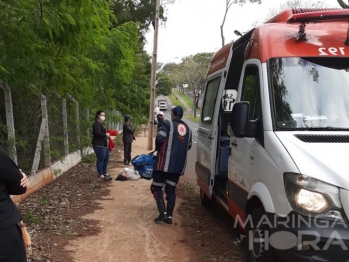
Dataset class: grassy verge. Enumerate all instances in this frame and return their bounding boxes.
[184,114,199,123]
[173,89,194,109]
[168,91,185,109]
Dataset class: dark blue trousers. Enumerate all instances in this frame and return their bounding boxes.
[150,171,180,210]
[92,145,109,175]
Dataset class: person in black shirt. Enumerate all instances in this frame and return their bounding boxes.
[0,146,29,261]
[92,110,112,181]
[122,115,135,165]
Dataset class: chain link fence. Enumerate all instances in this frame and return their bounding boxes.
[0,85,123,176]
[47,93,65,163]
[0,90,7,151]
[12,88,42,175]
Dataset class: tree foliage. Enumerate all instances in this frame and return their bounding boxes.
[251,0,328,27]
[337,0,349,8]
[0,0,152,125]
[155,73,172,96]
[110,0,167,37]
[168,53,213,99]
[267,0,327,17]
[221,0,261,46]
[160,62,180,75]
[231,0,262,4]
[174,53,213,117]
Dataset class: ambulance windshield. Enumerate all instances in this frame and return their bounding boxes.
[269,57,349,130]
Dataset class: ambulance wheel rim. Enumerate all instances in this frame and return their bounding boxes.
[252,227,264,260]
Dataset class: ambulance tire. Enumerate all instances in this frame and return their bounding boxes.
[245,206,276,262]
[200,188,211,207]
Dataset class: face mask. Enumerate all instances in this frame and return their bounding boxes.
[100,116,105,121]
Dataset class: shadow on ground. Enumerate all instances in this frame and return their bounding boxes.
[177,181,248,262]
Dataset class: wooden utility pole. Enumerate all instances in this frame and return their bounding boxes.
[147,0,160,150]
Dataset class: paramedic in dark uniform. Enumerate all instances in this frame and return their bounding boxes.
[151,106,192,224]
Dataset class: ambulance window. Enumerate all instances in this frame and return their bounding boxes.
[201,77,221,123]
[241,66,262,121]
[241,66,263,145]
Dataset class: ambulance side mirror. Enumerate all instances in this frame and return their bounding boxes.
[230,102,249,138]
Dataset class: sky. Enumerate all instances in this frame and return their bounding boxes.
[144,0,342,64]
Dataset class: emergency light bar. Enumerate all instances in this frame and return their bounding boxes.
[287,9,349,24]
[287,9,349,45]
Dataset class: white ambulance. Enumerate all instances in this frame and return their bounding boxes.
[196,8,349,262]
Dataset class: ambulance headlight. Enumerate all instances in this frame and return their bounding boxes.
[284,173,347,221]
[295,189,327,212]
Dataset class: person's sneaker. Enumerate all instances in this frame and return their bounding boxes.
[154,213,167,223]
[164,216,172,224]
[128,162,133,166]
[124,161,128,165]
[100,175,112,181]
[105,175,112,181]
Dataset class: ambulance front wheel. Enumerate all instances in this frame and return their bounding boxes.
[245,206,276,262]
[200,188,211,207]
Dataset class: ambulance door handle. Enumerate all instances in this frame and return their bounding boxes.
[208,136,214,140]
[231,141,237,147]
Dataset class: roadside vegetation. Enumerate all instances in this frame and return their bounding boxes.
[168,90,185,109]
[0,1,169,126]
[173,89,194,110]
[185,115,199,123]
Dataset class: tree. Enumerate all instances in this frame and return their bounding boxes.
[155,73,172,96]
[337,0,349,8]
[0,0,115,102]
[109,0,168,38]
[0,0,150,129]
[267,0,327,17]
[252,0,327,27]
[158,63,180,88]
[0,0,159,172]
[221,0,234,47]
[169,53,214,117]
[161,63,180,75]
[221,0,261,46]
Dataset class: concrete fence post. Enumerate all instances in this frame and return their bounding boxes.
[76,101,80,151]
[86,107,90,137]
[0,83,18,163]
[67,94,80,152]
[41,94,51,167]
[62,98,69,156]
[31,118,46,175]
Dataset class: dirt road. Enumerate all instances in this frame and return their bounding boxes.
[66,179,198,262]
[66,136,199,261]
[19,135,247,262]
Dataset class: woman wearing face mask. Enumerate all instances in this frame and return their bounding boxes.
[92,110,113,181]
